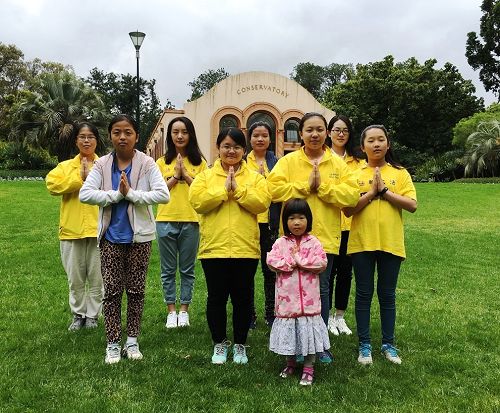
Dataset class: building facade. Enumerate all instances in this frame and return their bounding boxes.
[146,71,335,162]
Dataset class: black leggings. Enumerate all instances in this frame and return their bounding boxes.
[201,258,258,344]
[329,231,353,311]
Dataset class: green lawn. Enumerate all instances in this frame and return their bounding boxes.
[0,182,498,413]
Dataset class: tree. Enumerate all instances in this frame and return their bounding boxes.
[11,71,108,161]
[323,56,484,164]
[463,120,500,176]
[85,68,170,150]
[466,0,500,100]
[452,102,500,147]
[188,68,229,101]
[290,62,353,101]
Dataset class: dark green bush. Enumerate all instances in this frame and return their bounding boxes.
[413,150,465,182]
[0,141,57,170]
[453,177,500,183]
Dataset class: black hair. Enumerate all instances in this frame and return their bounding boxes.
[164,116,205,166]
[298,112,328,132]
[360,125,403,169]
[74,121,106,155]
[246,121,272,152]
[216,127,247,148]
[298,112,328,147]
[107,114,139,135]
[75,122,100,140]
[327,115,361,158]
[282,198,313,236]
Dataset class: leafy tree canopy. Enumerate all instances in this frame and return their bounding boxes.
[323,56,484,160]
[466,0,500,100]
[85,68,172,150]
[290,62,353,101]
[453,102,500,147]
[188,68,229,101]
[11,70,108,161]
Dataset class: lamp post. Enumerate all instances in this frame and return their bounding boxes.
[129,30,146,141]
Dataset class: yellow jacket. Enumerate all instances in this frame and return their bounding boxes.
[267,147,359,254]
[46,154,98,240]
[156,156,207,222]
[339,155,366,231]
[189,159,271,259]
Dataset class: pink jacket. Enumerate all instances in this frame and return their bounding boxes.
[266,234,327,318]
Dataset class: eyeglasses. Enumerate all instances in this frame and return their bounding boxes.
[332,128,349,135]
[77,134,97,141]
[220,144,244,152]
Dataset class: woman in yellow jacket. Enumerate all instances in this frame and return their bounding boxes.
[267,112,359,363]
[156,117,207,329]
[189,127,271,365]
[46,122,103,331]
[326,115,366,336]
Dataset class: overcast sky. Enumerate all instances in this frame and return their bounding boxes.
[1,0,496,108]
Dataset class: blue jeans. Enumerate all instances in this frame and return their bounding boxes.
[352,251,402,345]
[319,254,335,325]
[157,222,199,305]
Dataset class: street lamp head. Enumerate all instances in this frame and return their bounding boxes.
[129,31,146,50]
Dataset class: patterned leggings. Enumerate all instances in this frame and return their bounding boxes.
[100,239,152,344]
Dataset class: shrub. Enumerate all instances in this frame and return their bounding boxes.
[413,150,465,182]
[0,141,57,170]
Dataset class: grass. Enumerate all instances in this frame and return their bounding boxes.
[0,182,499,413]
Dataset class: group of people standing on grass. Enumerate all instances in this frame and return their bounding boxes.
[46,110,417,386]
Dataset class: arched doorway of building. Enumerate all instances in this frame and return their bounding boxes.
[246,111,277,153]
[219,114,239,130]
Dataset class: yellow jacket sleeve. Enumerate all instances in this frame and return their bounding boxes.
[267,158,311,202]
[189,170,229,214]
[46,160,83,196]
[233,172,271,215]
[317,160,359,208]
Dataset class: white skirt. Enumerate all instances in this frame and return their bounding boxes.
[269,315,330,356]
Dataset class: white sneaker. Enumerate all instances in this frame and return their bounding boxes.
[328,315,339,335]
[123,342,143,360]
[105,343,121,365]
[334,317,352,335]
[178,311,190,327]
[165,311,178,328]
[358,343,373,365]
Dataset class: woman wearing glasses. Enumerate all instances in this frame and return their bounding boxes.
[326,115,365,336]
[189,127,271,365]
[46,122,103,331]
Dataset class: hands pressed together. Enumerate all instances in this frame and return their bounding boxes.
[308,161,321,192]
[225,166,238,194]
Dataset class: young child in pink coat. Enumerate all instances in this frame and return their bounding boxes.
[267,198,330,386]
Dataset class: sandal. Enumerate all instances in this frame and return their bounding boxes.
[299,370,314,386]
[279,365,295,378]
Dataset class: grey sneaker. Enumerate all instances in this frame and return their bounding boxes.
[122,342,143,360]
[105,343,121,364]
[68,315,85,331]
[84,317,98,329]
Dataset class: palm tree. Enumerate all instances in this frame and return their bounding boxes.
[11,71,108,161]
[463,120,500,177]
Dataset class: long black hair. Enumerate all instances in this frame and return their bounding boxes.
[164,116,205,166]
[360,125,403,169]
[327,115,362,158]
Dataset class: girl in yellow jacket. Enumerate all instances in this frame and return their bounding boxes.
[344,125,417,366]
[46,122,103,331]
[189,127,271,365]
[267,112,359,363]
[156,117,207,329]
[326,115,366,336]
